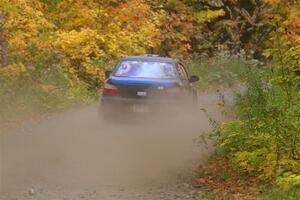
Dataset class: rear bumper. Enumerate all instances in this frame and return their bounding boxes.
[100,96,180,113]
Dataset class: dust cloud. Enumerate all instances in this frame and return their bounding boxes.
[0,90,234,199]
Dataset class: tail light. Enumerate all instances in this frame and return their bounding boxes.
[103,83,119,96]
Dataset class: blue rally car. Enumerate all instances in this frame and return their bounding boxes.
[99,55,199,118]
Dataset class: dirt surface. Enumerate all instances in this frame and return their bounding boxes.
[0,90,237,200]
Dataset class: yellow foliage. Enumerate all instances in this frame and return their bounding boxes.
[283,7,300,46]
[3,0,54,52]
[104,0,161,57]
[265,0,300,48]
[276,173,300,190]
[0,63,27,78]
[55,28,105,60]
[56,0,106,31]
[263,0,280,4]
[51,0,162,86]
[193,9,225,23]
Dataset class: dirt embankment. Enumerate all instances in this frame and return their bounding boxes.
[0,89,237,200]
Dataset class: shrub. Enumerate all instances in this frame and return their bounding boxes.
[213,47,300,181]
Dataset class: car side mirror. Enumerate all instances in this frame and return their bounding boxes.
[105,70,112,78]
[189,75,199,83]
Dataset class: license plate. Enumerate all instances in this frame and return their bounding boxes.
[137,91,147,97]
[131,104,149,113]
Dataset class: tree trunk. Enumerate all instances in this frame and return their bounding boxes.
[0,13,8,66]
[1,40,8,66]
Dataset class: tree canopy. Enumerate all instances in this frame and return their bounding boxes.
[0,0,299,94]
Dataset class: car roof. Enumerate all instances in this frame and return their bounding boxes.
[120,56,178,64]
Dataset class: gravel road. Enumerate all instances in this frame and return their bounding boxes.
[0,89,238,200]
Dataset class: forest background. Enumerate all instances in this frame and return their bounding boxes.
[1,0,300,198]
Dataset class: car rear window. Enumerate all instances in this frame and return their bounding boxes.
[114,61,176,79]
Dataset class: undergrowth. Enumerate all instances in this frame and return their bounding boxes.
[188,51,256,90]
[198,47,300,199]
[0,64,99,123]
